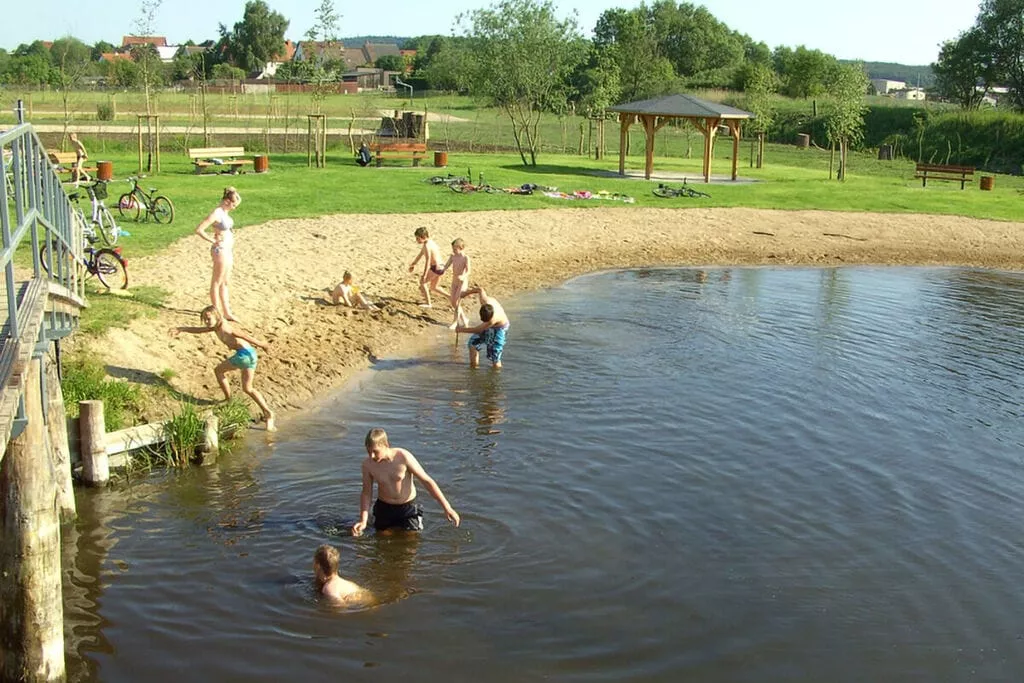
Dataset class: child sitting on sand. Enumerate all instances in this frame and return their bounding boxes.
[170,305,276,431]
[330,271,379,310]
[313,544,372,606]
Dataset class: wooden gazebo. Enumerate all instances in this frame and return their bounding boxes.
[607,94,754,183]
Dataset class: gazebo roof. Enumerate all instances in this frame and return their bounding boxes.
[608,94,752,119]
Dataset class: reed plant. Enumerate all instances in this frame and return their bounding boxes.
[161,402,206,467]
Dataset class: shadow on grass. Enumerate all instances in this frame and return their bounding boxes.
[105,364,218,406]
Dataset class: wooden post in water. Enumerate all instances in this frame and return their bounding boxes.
[196,413,219,465]
[79,401,108,486]
[0,358,67,683]
[45,356,75,523]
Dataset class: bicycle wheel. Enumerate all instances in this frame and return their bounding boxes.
[451,183,477,194]
[117,193,141,221]
[39,242,53,276]
[427,176,446,184]
[151,195,175,224]
[652,187,678,198]
[94,249,128,289]
[97,205,118,245]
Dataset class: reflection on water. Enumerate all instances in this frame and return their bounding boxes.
[63,267,1024,682]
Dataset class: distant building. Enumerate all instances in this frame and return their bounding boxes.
[122,35,168,49]
[99,52,133,63]
[870,78,907,95]
[256,39,297,79]
[293,40,405,70]
[895,87,926,101]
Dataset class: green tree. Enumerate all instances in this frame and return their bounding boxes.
[304,0,342,113]
[49,37,92,141]
[108,59,141,88]
[648,1,744,87]
[594,7,675,102]
[775,45,837,98]
[132,0,165,115]
[2,54,51,86]
[744,62,778,168]
[376,54,405,71]
[975,0,1024,109]
[222,0,289,74]
[932,29,992,108]
[570,43,621,117]
[459,0,586,166]
[418,37,468,91]
[822,62,869,181]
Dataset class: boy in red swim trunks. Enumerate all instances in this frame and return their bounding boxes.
[170,305,276,431]
[351,428,460,536]
[408,226,448,308]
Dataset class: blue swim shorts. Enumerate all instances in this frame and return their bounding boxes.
[468,323,509,363]
[228,346,258,370]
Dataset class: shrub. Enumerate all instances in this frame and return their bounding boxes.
[96,102,115,121]
[61,355,141,431]
[214,397,252,440]
[161,402,205,467]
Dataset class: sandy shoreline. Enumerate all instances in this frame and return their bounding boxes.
[86,207,1024,424]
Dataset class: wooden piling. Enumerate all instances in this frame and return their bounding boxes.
[196,413,219,465]
[79,400,108,486]
[0,358,67,683]
[45,357,75,523]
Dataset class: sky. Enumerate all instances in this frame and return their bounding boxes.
[2,0,983,65]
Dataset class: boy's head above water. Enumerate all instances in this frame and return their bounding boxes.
[364,428,390,460]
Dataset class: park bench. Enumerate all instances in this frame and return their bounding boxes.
[914,163,975,190]
[187,146,253,175]
[370,142,428,167]
[47,150,97,181]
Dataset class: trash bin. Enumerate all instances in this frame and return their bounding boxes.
[980,175,994,191]
[96,160,113,181]
[254,155,269,173]
[434,151,448,168]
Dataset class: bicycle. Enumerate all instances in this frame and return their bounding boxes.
[652,182,711,199]
[117,175,175,224]
[40,226,129,290]
[425,173,470,186]
[68,180,120,245]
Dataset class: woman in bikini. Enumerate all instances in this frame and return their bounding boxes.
[195,187,242,322]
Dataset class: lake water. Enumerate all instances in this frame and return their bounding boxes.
[63,267,1024,682]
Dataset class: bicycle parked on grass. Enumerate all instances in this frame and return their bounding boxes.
[69,180,120,245]
[652,182,711,199]
[118,175,175,223]
[40,215,128,290]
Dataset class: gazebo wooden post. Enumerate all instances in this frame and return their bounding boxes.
[617,113,634,176]
[639,114,669,180]
[728,120,742,181]
[705,117,721,183]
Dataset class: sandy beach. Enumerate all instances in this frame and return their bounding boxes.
[85,207,1024,422]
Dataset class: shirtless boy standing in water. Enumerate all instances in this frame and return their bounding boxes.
[351,428,460,536]
[443,238,471,330]
[408,227,448,308]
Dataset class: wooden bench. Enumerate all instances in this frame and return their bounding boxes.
[187,147,254,175]
[370,142,428,167]
[914,163,975,190]
[47,150,97,181]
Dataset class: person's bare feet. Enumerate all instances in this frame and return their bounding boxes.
[419,303,432,308]
[265,412,277,432]
[448,321,458,330]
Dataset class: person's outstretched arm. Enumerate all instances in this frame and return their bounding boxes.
[170,325,213,336]
[404,452,459,526]
[351,463,374,536]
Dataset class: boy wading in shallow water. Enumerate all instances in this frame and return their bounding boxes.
[443,238,471,330]
[351,428,460,536]
[408,227,448,308]
[170,305,277,431]
[313,544,372,606]
[455,286,510,368]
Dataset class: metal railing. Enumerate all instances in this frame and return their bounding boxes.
[0,100,85,450]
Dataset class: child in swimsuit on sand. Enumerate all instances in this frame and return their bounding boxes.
[330,271,379,310]
[170,305,277,431]
[313,544,372,606]
[408,227,448,308]
[443,238,471,330]
[351,428,460,536]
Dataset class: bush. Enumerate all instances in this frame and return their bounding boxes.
[61,355,141,431]
[161,402,205,467]
[214,397,252,440]
[96,102,115,121]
